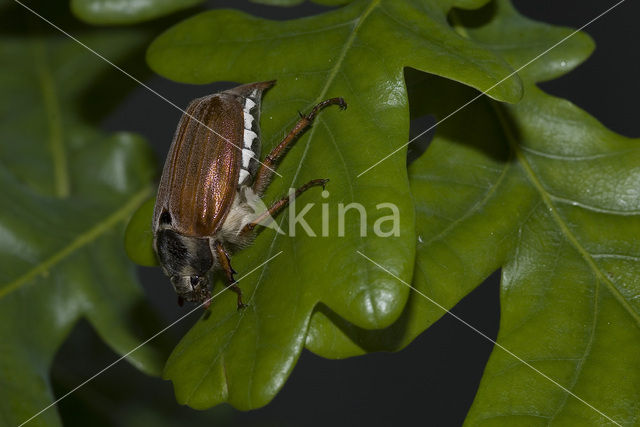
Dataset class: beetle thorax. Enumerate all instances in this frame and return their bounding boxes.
[155,229,216,278]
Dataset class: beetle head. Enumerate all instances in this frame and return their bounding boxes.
[170,275,211,305]
[155,229,214,305]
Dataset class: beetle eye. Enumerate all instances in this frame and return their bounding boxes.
[190,276,200,286]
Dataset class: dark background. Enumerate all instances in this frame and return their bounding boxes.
[50,1,640,426]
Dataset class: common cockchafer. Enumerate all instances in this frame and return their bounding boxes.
[152,81,346,309]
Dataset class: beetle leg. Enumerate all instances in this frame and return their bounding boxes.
[252,97,346,195]
[214,241,247,310]
[242,178,328,234]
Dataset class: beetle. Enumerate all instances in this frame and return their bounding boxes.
[152,80,346,310]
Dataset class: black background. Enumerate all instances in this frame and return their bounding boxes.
[49,1,640,426]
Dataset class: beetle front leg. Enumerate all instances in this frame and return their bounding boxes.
[242,178,328,234]
[252,97,346,195]
[214,241,247,310]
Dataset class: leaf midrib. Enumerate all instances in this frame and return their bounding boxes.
[263,0,381,293]
[31,37,69,199]
[0,186,152,300]
[314,0,381,105]
[283,0,382,321]
[493,102,640,328]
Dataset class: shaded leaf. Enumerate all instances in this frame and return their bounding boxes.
[71,0,203,25]
[125,196,158,267]
[250,0,354,7]
[0,5,163,425]
[139,0,522,410]
[249,0,306,5]
[308,1,640,424]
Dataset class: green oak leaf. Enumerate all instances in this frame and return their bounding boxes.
[125,196,158,267]
[139,0,522,410]
[305,0,594,356]
[307,1,640,424]
[71,0,203,25]
[0,5,163,426]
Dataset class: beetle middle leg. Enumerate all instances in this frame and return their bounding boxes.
[214,241,247,310]
[252,97,346,195]
[242,178,328,234]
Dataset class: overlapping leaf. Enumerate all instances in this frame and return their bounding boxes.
[140,0,522,410]
[70,0,353,25]
[71,0,203,25]
[0,5,162,426]
[307,1,640,424]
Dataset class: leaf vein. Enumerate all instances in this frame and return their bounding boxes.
[0,186,152,300]
[549,279,600,422]
[493,102,640,328]
[521,145,640,161]
[32,38,69,198]
[418,155,512,249]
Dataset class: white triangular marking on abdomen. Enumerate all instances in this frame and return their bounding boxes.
[244,111,254,129]
[238,169,250,184]
[242,149,254,168]
[244,129,258,148]
[244,98,256,113]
